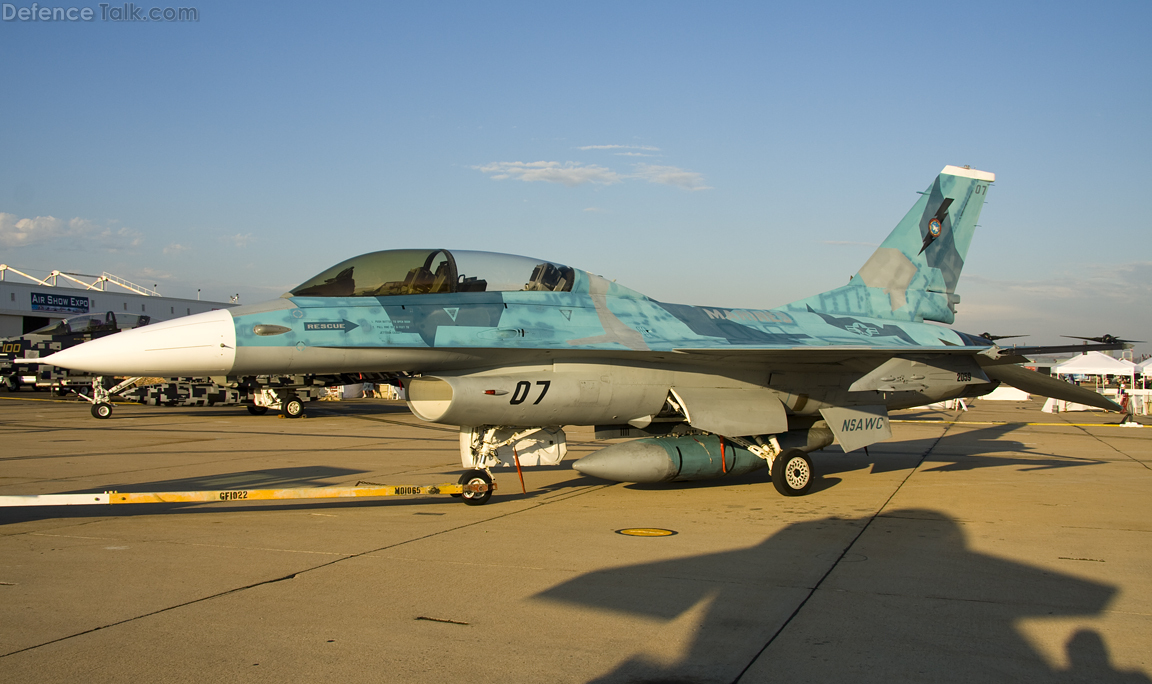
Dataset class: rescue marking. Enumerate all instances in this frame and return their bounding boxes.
[303,320,359,333]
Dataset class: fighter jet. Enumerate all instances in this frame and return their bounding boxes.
[1,310,150,392]
[44,166,1125,496]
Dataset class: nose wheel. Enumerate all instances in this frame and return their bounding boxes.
[91,402,114,419]
[458,469,493,506]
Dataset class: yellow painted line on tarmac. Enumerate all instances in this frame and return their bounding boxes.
[0,395,135,405]
[892,419,1143,428]
[0,395,76,404]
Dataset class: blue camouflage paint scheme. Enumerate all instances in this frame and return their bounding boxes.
[231,168,993,357]
[785,170,990,325]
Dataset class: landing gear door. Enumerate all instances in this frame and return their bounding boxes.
[669,386,788,437]
[820,405,892,453]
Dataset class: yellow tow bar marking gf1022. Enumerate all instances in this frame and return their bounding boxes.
[0,481,494,508]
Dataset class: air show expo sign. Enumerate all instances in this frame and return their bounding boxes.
[31,292,89,314]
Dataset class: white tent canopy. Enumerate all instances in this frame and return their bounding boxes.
[1137,358,1152,377]
[1054,351,1137,377]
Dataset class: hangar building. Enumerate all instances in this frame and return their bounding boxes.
[0,266,234,337]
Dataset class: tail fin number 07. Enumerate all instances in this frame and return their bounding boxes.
[510,380,551,405]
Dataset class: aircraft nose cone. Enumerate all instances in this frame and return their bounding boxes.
[44,309,237,376]
[572,440,678,483]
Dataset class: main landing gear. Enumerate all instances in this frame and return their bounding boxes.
[281,395,304,419]
[725,435,814,496]
[771,450,813,497]
[250,388,306,418]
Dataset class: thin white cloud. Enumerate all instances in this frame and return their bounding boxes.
[93,226,143,251]
[0,212,142,250]
[137,266,172,281]
[614,152,658,157]
[163,243,189,255]
[632,164,712,191]
[476,158,711,192]
[577,144,661,151]
[0,213,84,247]
[583,207,605,213]
[965,263,1152,303]
[823,240,880,247]
[474,161,622,187]
[958,262,1152,353]
[224,233,255,248]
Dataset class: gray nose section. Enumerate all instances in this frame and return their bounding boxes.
[572,441,677,483]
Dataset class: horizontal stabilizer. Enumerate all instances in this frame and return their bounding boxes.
[991,342,1125,358]
[672,345,985,358]
[982,364,1121,412]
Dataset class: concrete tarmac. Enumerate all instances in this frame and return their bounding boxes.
[0,394,1149,683]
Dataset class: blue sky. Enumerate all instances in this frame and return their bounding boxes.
[1,1,1149,353]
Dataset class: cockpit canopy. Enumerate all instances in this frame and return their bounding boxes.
[290,249,578,298]
[29,311,151,336]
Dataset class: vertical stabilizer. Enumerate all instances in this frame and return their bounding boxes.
[786,166,994,324]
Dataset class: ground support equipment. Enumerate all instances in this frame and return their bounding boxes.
[0,471,497,508]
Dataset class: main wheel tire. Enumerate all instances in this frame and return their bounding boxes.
[772,450,813,497]
[91,402,113,419]
[281,397,304,418]
[247,404,269,415]
[458,469,493,506]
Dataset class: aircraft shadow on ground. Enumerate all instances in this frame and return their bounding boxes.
[73,465,371,493]
[622,422,1102,496]
[0,421,1109,523]
[534,509,1151,684]
[821,422,1108,477]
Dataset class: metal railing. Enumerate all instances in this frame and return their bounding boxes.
[0,265,161,296]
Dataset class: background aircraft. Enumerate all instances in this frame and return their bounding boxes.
[44,166,1125,497]
[1,311,150,392]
